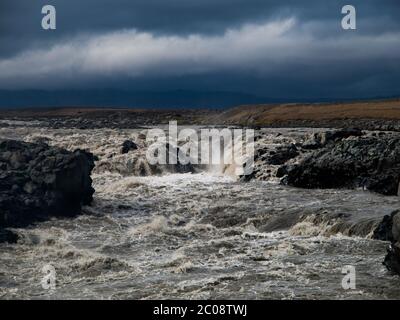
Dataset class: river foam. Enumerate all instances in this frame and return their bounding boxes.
[1,125,400,299]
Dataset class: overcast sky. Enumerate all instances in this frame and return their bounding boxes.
[0,0,399,100]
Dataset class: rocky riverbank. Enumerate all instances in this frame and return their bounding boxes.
[246,128,400,275]
[280,131,400,196]
[0,140,95,242]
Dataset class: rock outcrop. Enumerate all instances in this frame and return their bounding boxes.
[283,134,400,196]
[301,128,362,150]
[374,210,400,275]
[0,140,95,241]
[264,144,299,166]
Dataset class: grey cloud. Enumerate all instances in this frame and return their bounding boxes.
[0,1,399,99]
[1,0,400,57]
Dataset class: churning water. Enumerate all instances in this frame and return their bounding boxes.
[1,124,400,299]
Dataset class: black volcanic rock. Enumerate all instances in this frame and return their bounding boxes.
[283,135,400,196]
[121,140,138,154]
[0,229,19,243]
[0,140,95,239]
[374,210,400,275]
[301,128,363,150]
[384,244,400,275]
[266,144,299,165]
[373,213,394,242]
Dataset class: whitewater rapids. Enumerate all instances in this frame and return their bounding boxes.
[1,123,400,299]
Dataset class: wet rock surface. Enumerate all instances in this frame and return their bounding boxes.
[121,140,138,154]
[301,128,362,150]
[245,128,364,182]
[0,140,95,240]
[375,210,400,275]
[283,133,400,196]
[263,144,299,165]
[0,229,19,243]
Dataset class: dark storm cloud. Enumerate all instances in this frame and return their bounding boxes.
[0,0,399,99]
[1,0,399,57]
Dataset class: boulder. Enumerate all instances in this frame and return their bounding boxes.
[0,140,95,240]
[121,140,138,154]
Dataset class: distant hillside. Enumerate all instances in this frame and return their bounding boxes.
[1,98,400,131]
[212,99,400,126]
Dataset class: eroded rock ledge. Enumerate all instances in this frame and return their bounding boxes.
[0,140,95,241]
[283,134,400,196]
